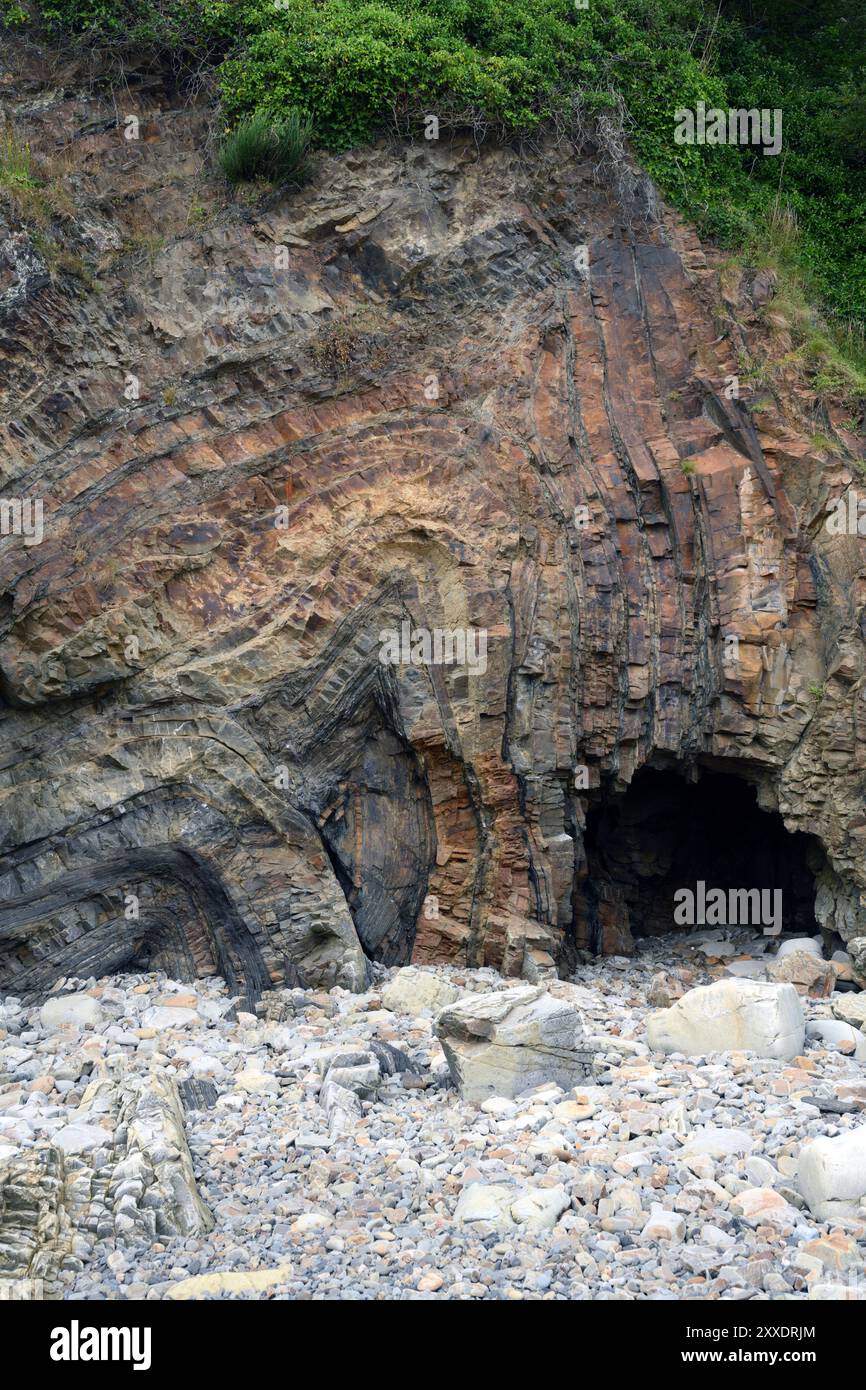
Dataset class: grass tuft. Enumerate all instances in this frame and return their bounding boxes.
[218,110,312,187]
[0,126,35,188]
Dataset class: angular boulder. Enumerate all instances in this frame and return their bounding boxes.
[797,1126,866,1220]
[641,1205,686,1242]
[435,985,598,1102]
[766,949,836,997]
[730,1187,800,1227]
[646,979,804,1060]
[832,994,866,1031]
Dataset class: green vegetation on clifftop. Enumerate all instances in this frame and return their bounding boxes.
[3,0,865,372]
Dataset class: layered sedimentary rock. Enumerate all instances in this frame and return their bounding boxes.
[1,44,865,997]
[0,1065,211,1296]
[0,1146,72,1297]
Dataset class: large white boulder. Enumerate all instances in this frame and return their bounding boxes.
[435,985,597,1102]
[40,994,103,1032]
[381,967,460,1016]
[797,1126,866,1219]
[167,1267,294,1300]
[646,978,804,1060]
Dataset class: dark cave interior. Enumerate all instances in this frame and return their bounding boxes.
[580,767,824,952]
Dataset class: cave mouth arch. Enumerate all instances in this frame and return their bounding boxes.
[580,766,824,954]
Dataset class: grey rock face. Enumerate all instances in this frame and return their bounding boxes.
[0,1147,71,1298]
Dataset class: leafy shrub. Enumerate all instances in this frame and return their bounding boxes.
[219,108,312,185]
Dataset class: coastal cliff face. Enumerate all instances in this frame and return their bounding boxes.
[1,44,865,999]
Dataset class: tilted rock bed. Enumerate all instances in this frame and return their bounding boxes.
[0,944,864,1301]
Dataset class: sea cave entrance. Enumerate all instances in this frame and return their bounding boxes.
[578,766,824,955]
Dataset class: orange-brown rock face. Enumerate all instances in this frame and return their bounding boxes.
[1,54,864,996]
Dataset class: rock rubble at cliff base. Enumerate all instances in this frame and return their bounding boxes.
[1,937,865,1301]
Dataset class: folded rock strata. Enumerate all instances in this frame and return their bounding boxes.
[111,1072,214,1239]
[317,1039,420,1135]
[0,44,864,996]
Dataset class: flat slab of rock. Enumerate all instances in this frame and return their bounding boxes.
[435,986,598,1102]
[167,1266,294,1300]
[647,979,804,1060]
[725,960,767,980]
